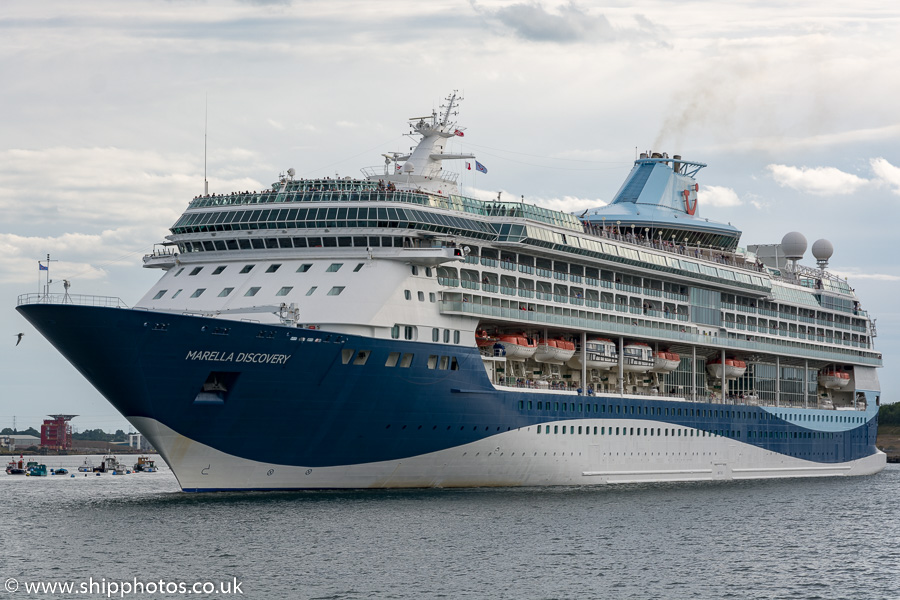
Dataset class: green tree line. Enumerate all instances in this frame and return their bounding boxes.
[879,403,900,426]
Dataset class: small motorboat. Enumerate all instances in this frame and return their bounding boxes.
[5,456,26,475]
[133,456,158,473]
[26,464,48,477]
[77,458,94,473]
[51,468,69,475]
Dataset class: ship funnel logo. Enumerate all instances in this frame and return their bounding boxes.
[683,184,699,215]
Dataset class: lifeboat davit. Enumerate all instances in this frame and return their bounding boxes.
[706,357,747,380]
[651,350,681,373]
[622,342,653,372]
[567,338,618,370]
[818,369,850,389]
[534,338,576,365]
[495,334,538,361]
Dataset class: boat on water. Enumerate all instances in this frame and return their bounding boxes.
[26,463,48,477]
[133,456,158,472]
[16,93,884,491]
[51,468,69,475]
[77,458,94,472]
[94,455,128,474]
[5,456,26,475]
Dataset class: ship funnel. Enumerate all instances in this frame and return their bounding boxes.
[673,154,682,174]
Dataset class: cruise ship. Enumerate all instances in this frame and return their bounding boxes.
[17,93,885,491]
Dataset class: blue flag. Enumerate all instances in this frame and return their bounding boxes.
[475,161,487,174]
[39,262,48,271]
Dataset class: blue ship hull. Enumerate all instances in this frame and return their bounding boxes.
[17,303,883,490]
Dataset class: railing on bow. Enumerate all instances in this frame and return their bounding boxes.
[17,293,129,309]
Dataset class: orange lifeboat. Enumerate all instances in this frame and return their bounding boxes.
[651,350,681,373]
[707,357,747,379]
[475,330,496,348]
[534,338,576,365]
[495,334,538,361]
[818,369,850,389]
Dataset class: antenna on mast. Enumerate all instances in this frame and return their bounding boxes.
[204,94,209,196]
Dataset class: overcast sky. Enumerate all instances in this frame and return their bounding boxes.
[2,0,898,432]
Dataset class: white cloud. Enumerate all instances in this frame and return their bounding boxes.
[829,269,900,282]
[699,185,741,207]
[765,164,868,196]
[870,157,900,195]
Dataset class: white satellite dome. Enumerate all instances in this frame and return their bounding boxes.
[812,238,834,261]
[812,238,834,268]
[781,231,807,261]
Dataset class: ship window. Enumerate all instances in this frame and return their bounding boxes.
[425,267,432,277]
[411,265,419,276]
[391,325,400,339]
[341,349,354,364]
[153,290,167,300]
[353,351,370,366]
[326,263,343,272]
[554,426,558,434]
[454,330,460,344]
[327,286,345,296]
[418,291,425,302]
[212,266,226,275]
[218,287,234,297]
[385,352,401,367]
[266,264,281,273]
[562,426,566,434]
[297,264,312,273]
[189,267,203,276]
[240,265,254,274]
[451,357,459,370]
[239,239,252,250]
[430,293,436,303]
[172,289,183,298]
[276,286,293,297]
[399,353,413,368]
[338,237,352,247]
[427,355,438,369]
[443,329,450,343]
[306,286,317,296]
[354,263,364,272]
[432,328,439,342]
[190,288,206,298]
[174,268,185,277]
[244,287,260,297]
[404,326,417,340]
[439,356,449,370]
[538,425,542,434]
[405,290,411,300]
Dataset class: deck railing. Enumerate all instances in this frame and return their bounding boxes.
[17,293,129,308]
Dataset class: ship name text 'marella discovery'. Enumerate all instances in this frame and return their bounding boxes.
[18,93,884,491]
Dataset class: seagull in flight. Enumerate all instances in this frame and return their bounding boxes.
[15,333,24,346]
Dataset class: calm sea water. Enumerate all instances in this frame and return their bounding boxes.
[1,455,898,599]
